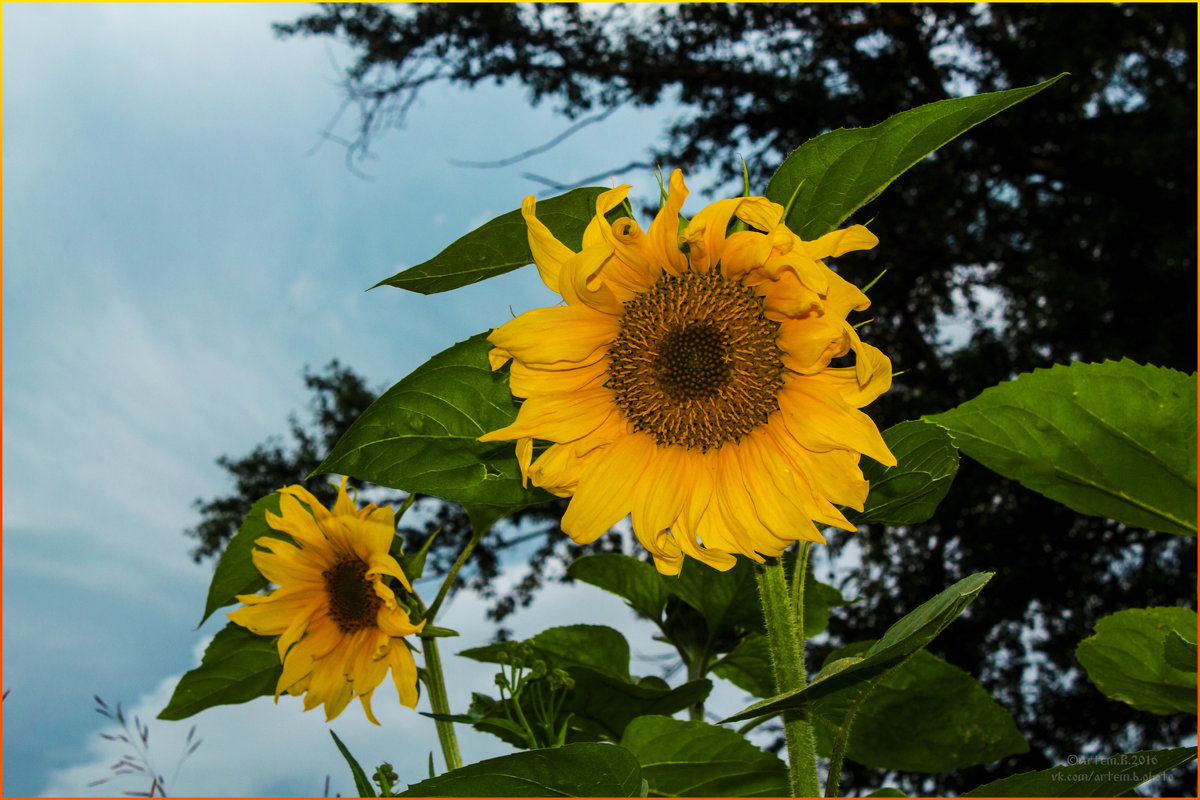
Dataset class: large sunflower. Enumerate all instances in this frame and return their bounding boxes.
[480,170,896,575]
[228,478,424,723]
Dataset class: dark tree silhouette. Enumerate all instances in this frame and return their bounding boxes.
[189,4,1197,795]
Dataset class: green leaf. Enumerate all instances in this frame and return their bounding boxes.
[925,360,1197,536]
[848,420,960,526]
[712,633,775,699]
[722,572,992,723]
[567,554,670,623]
[158,623,280,720]
[398,525,438,582]
[198,493,283,626]
[765,74,1066,239]
[329,730,377,798]
[564,670,712,741]
[376,187,607,295]
[397,742,644,797]
[459,625,633,682]
[1164,630,1197,674]
[619,715,788,797]
[1075,607,1198,715]
[866,790,908,797]
[314,333,553,525]
[670,556,764,639]
[960,746,1197,797]
[816,648,1027,773]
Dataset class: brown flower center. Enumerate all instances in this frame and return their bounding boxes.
[323,556,381,634]
[607,267,783,451]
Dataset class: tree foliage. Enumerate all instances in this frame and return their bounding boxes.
[189,4,1197,795]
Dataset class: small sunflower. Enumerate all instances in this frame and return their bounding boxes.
[480,170,896,575]
[228,478,424,723]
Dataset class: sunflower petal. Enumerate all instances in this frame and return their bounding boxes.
[522,195,577,292]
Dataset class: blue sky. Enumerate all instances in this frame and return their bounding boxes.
[0,4,734,795]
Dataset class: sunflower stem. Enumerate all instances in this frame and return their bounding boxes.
[418,523,489,774]
[419,636,463,772]
[757,557,819,798]
[426,524,489,622]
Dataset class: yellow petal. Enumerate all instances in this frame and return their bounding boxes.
[805,224,879,260]
[734,197,786,232]
[806,339,893,408]
[479,386,617,444]
[764,421,870,513]
[558,247,624,314]
[390,643,421,709]
[526,425,624,496]
[582,185,633,248]
[682,197,741,272]
[738,432,836,540]
[823,268,871,320]
[487,305,618,366]
[761,269,823,321]
[507,357,608,398]
[777,317,847,373]
[522,194,577,293]
[778,380,896,467]
[629,443,690,543]
[645,169,689,276]
[561,433,657,544]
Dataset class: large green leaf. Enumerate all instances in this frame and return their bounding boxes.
[619,715,788,797]
[158,623,280,720]
[848,420,959,526]
[813,647,1027,773]
[960,746,1197,797]
[376,187,607,295]
[198,493,282,626]
[314,333,553,528]
[670,556,765,639]
[565,671,713,741]
[722,572,992,723]
[764,74,1065,239]
[396,742,644,797]
[712,633,774,699]
[925,360,1197,536]
[459,625,632,682]
[567,553,670,623]
[1075,607,1198,715]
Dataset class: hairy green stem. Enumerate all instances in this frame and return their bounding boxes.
[825,732,849,798]
[757,559,819,797]
[419,635,463,772]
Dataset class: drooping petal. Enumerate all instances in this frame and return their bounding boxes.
[779,380,897,467]
[560,433,657,544]
[522,194,577,292]
[806,338,893,408]
[804,224,879,260]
